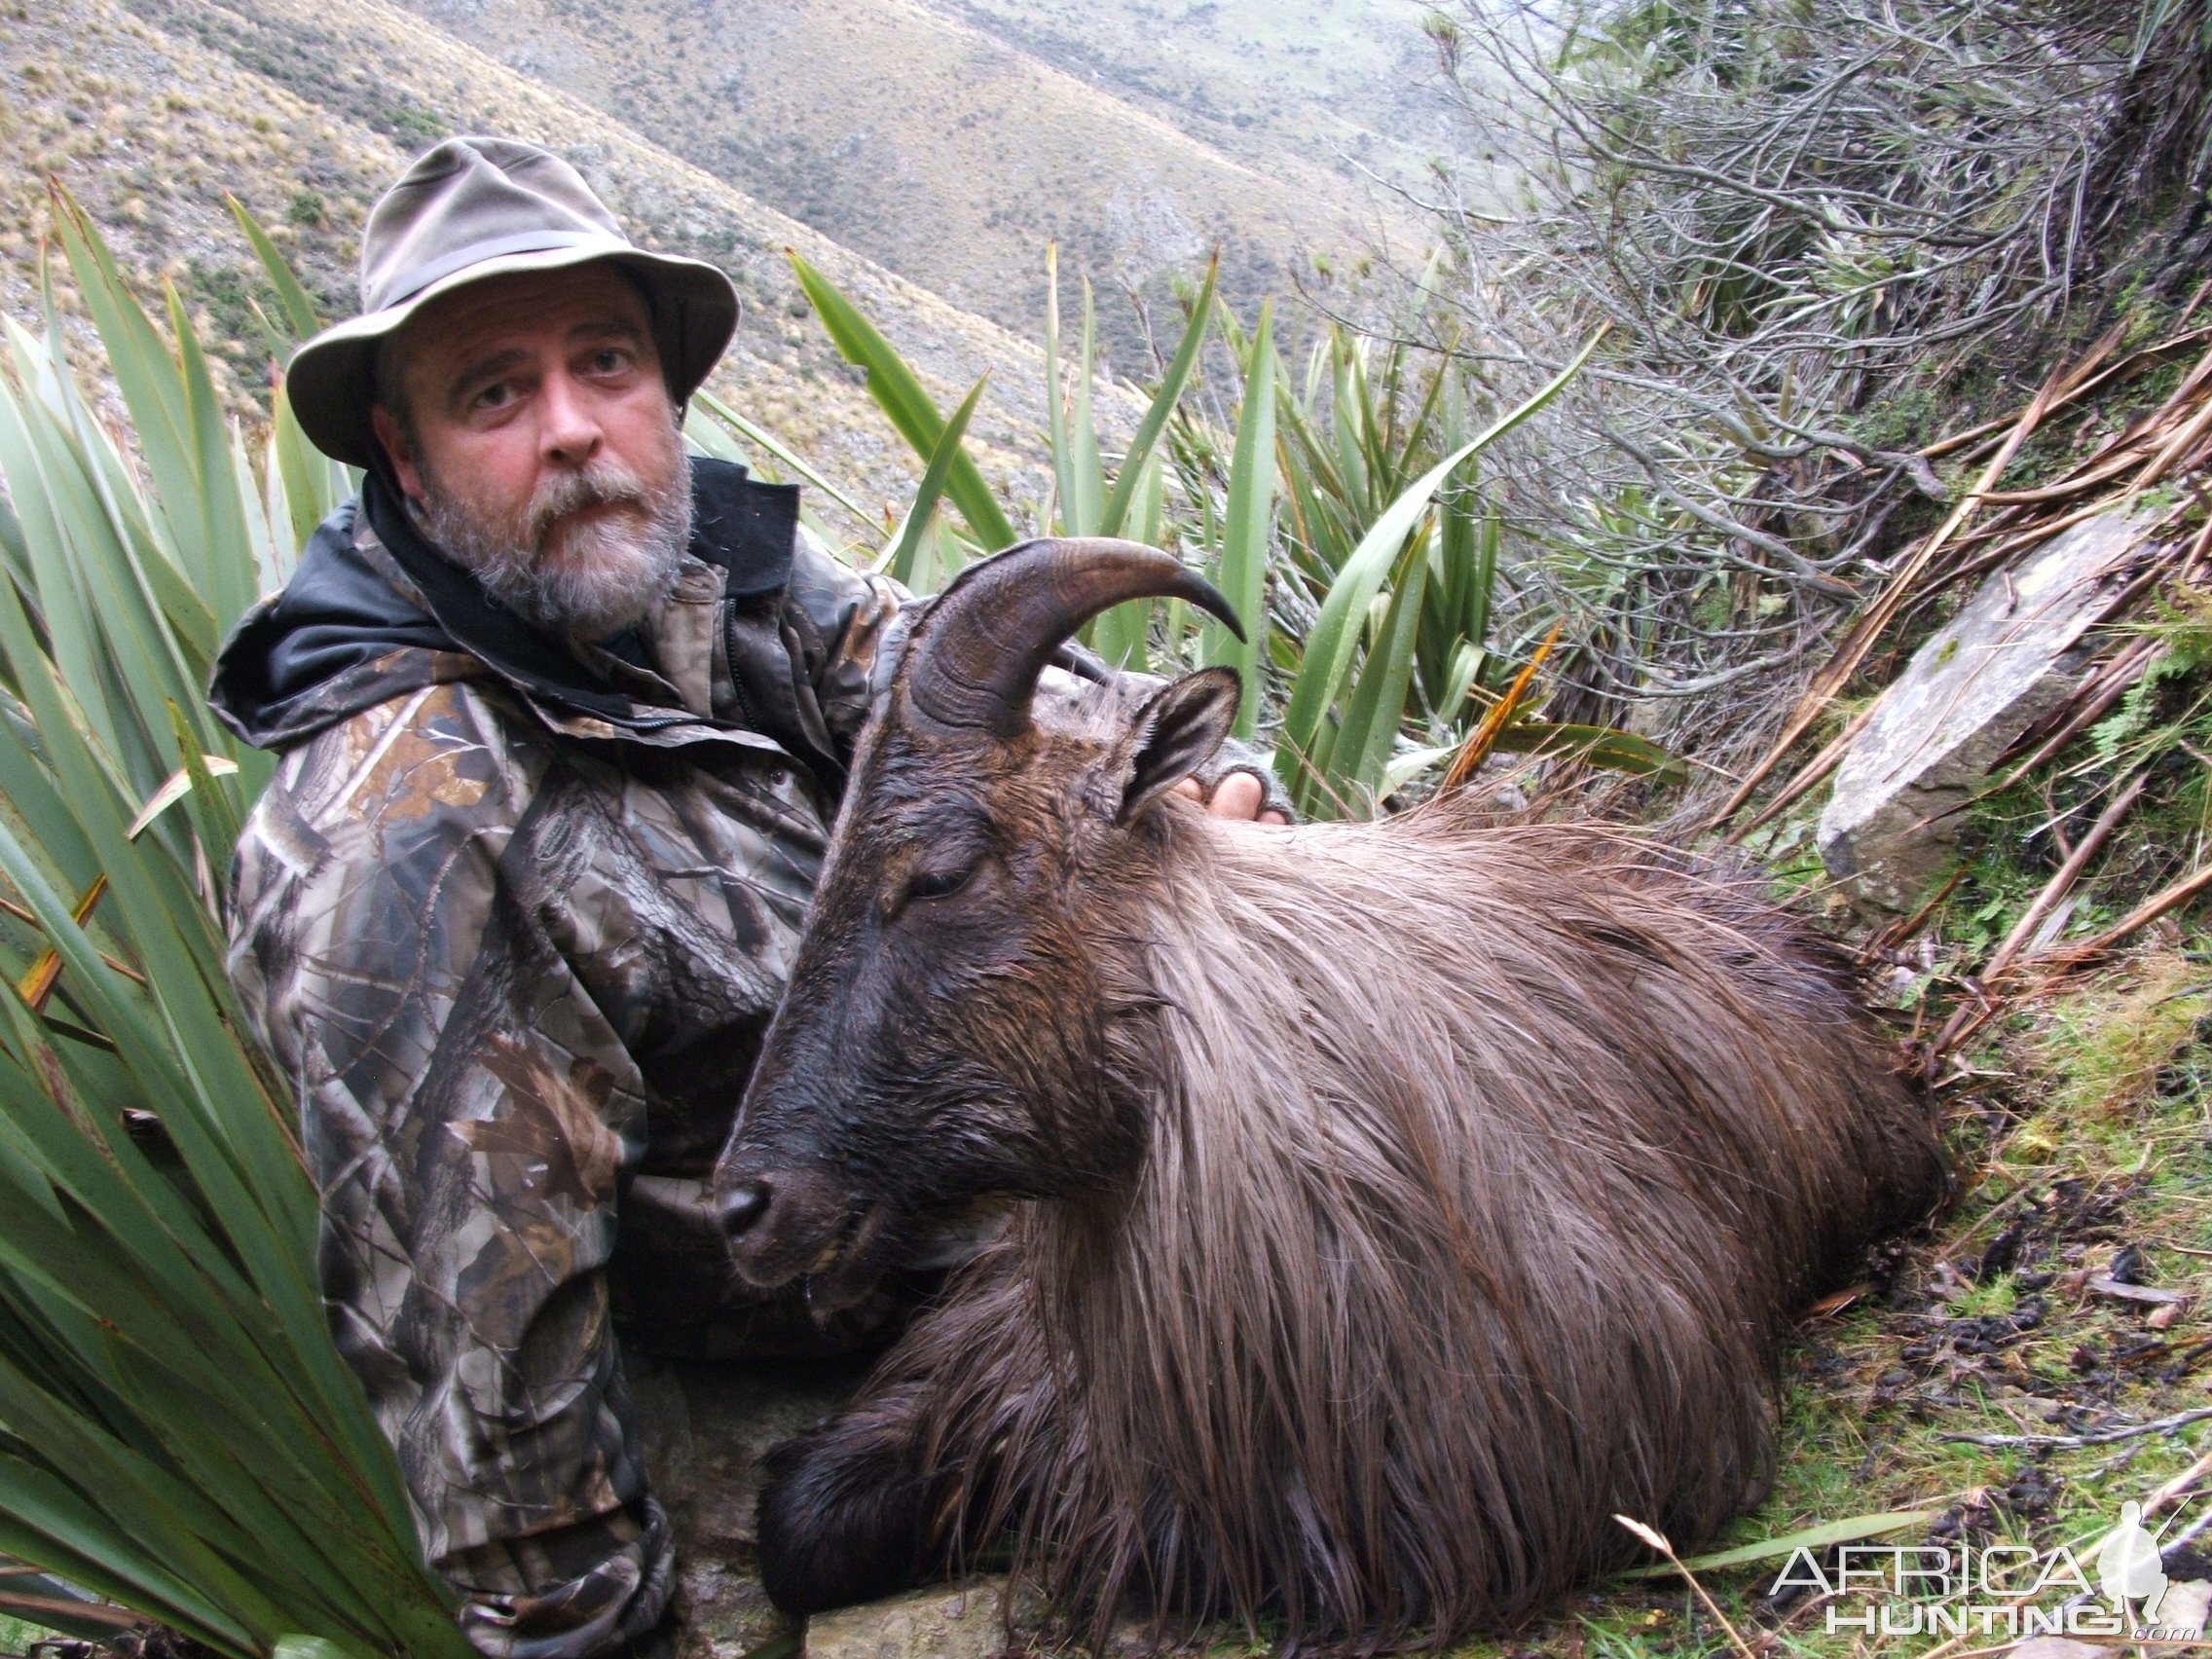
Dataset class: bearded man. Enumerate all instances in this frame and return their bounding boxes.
[210,137,1283,1659]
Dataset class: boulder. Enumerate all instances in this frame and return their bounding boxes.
[803,1581,1027,1659]
[1819,513,2144,911]
[630,1354,876,1659]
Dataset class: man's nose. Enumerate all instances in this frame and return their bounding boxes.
[537,371,603,468]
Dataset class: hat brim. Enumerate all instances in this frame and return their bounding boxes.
[284,239,740,468]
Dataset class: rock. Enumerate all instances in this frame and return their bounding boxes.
[1819,514,2144,911]
[800,1578,1187,1659]
[2010,1640,2106,1659]
[630,1354,878,1659]
[675,1549,794,1659]
[803,1579,1025,1659]
[630,1360,1205,1659]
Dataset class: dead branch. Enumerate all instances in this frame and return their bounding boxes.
[1940,1406,2212,1450]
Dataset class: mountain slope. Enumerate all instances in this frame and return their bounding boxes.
[387,0,1423,371]
[2,0,1137,527]
[916,0,1464,196]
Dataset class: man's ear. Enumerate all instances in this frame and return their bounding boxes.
[1117,667,1242,824]
[369,405,426,507]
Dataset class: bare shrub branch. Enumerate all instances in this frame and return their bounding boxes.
[1382,0,2191,785]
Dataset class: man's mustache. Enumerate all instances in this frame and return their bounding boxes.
[528,463,651,548]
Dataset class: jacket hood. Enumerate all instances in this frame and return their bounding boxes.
[208,458,797,749]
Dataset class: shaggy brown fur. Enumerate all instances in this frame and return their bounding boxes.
[711,541,1948,1650]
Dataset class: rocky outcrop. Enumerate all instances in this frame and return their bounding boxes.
[631,1354,874,1659]
[802,1581,1030,1659]
[1819,514,2145,911]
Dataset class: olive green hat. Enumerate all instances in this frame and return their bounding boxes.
[285,135,740,467]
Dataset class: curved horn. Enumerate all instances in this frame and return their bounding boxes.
[904,537,1245,738]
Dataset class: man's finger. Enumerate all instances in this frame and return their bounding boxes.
[1205,772,1266,820]
[1170,777,1204,801]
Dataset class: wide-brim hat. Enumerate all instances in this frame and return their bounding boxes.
[286,136,740,468]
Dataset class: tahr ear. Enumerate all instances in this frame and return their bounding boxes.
[1117,667,1242,825]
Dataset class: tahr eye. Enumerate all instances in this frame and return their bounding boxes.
[903,866,972,905]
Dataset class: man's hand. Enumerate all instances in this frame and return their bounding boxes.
[1172,772,1289,825]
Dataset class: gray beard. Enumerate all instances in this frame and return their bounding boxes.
[416,448,693,639]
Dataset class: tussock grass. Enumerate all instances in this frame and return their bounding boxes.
[2032,954,2212,1123]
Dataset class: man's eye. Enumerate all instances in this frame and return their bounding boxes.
[589,348,631,374]
[470,382,515,411]
[903,866,972,905]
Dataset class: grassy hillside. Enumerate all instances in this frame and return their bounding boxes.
[386,0,1421,371]
[917,0,1466,199]
[1,0,1149,528]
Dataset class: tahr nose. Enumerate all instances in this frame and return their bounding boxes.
[717,1179,772,1236]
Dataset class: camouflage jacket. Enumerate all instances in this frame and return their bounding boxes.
[213,460,911,1659]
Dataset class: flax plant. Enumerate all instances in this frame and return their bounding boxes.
[0,191,467,1659]
[766,246,1681,818]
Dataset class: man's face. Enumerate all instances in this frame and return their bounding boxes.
[369,264,692,638]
